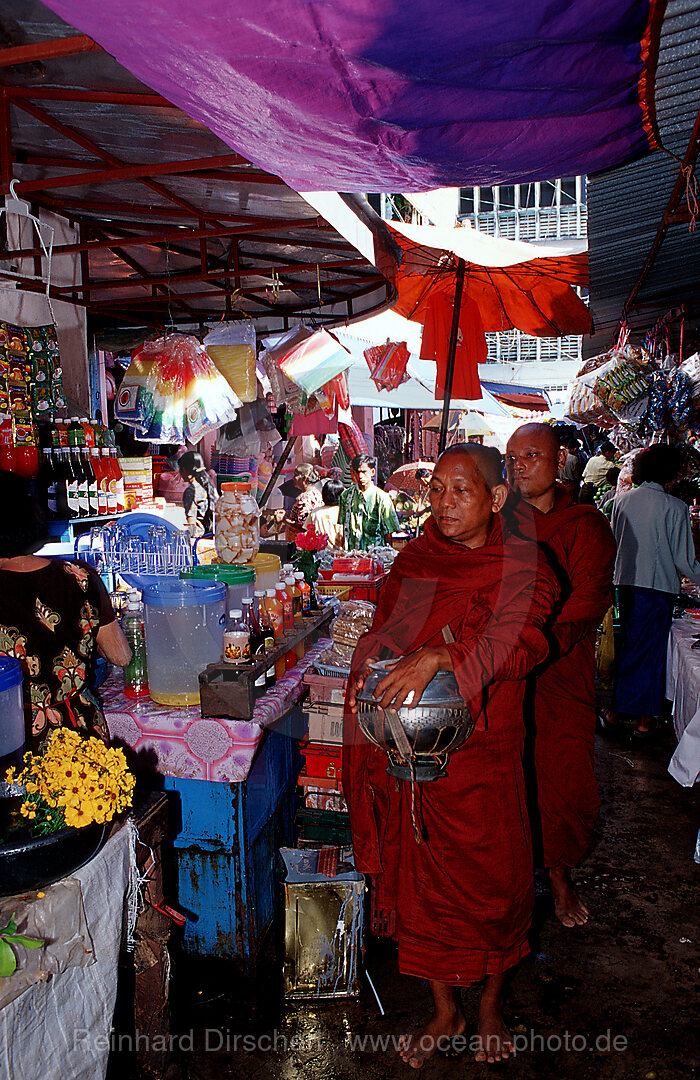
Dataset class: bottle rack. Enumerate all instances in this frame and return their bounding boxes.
[199,607,333,720]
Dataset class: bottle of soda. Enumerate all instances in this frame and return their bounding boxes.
[84,448,99,516]
[65,447,80,519]
[40,447,57,518]
[110,448,125,512]
[72,447,89,518]
[123,593,149,698]
[102,448,117,514]
[54,448,71,518]
[241,597,265,691]
[255,590,275,691]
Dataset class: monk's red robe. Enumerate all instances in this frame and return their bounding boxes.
[343,516,559,986]
[511,488,616,869]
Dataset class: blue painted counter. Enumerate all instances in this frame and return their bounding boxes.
[163,707,304,966]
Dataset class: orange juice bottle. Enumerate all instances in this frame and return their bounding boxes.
[295,572,311,614]
[264,587,286,680]
[286,574,303,623]
[276,580,294,632]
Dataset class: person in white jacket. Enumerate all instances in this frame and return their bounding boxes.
[603,445,700,739]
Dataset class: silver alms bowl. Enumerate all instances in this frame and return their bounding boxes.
[356,662,474,781]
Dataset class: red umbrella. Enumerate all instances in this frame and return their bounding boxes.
[386,461,435,494]
[386,221,591,451]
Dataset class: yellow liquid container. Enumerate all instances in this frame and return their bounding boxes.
[149,689,201,707]
[246,552,281,593]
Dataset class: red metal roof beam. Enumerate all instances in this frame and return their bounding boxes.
[4,217,326,259]
[6,154,261,195]
[0,35,100,68]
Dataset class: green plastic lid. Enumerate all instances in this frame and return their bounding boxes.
[181,565,255,584]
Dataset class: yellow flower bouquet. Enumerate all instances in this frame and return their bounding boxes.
[5,729,135,835]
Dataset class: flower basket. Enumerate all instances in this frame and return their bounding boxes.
[1,729,135,894]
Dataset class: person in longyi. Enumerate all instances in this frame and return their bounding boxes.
[344,444,560,1067]
[505,423,616,927]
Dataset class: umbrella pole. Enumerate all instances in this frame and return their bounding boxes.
[257,434,297,509]
[438,257,466,455]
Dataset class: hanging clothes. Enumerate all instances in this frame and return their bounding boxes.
[420,293,487,401]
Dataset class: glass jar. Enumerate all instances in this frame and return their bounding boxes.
[215,482,260,564]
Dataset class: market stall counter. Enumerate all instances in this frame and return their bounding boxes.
[101,637,333,967]
[667,616,700,788]
[0,793,172,1080]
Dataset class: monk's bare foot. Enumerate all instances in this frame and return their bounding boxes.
[550,865,588,927]
[398,1009,466,1069]
[475,980,514,1063]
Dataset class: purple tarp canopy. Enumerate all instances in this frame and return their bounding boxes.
[46,0,660,192]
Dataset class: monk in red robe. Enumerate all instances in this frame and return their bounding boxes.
[505,423,616,926]
[344,445,560,1067]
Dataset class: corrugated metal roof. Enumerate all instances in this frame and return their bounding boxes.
[0,1,397,335]
[586,0,700,357]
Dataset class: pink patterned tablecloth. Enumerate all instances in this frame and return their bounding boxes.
[101,639,331,783]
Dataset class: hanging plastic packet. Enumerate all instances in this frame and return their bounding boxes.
[115,346,157,433]
[204,321,257,403]
[279,329,352,396]
[260,325,310,412]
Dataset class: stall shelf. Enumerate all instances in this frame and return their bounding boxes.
[102,638,331,965]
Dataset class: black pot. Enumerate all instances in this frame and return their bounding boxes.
[0,819,107,897]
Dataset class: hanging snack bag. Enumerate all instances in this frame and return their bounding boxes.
[115,345,157,433]
[260,325,310,411]
[279,329,352,396]
[205,321,257,403]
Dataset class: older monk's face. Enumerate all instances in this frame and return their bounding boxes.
[429,452,506,549]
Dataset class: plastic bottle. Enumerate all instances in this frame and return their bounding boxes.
[295,572,311,614]
[287,573,302,623]
[81,417,96,448]
[255,591,276,691]
[84,447,99,516]
[110,447,125,512]
[74,446,89,518]
[68,416,84,449]
[66,448,81,519]
[123,594,149,698]
[264,587,286,681]
[223,609,250,665]
[92,450,108,515]
[102,448,117,513]
[55,418,69,449]
[54,448,71,518]
[276,579,294,632]
[243,596,266,691]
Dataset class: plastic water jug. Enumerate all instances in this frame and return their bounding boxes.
[0,657,25,771]
[142,579,226,706]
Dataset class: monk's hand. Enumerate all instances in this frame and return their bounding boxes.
[373,646,450,711]
[347,659,373,713]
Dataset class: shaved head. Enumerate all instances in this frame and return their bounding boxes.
[506,423,566,512]
[437,442,504,491]
[512,423,560,453]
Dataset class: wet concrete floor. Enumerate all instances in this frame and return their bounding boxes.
[117,726,700,1079]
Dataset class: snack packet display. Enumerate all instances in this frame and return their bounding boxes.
[118,334,241,443]
[363,340,410,391]
[329,600,376,660]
